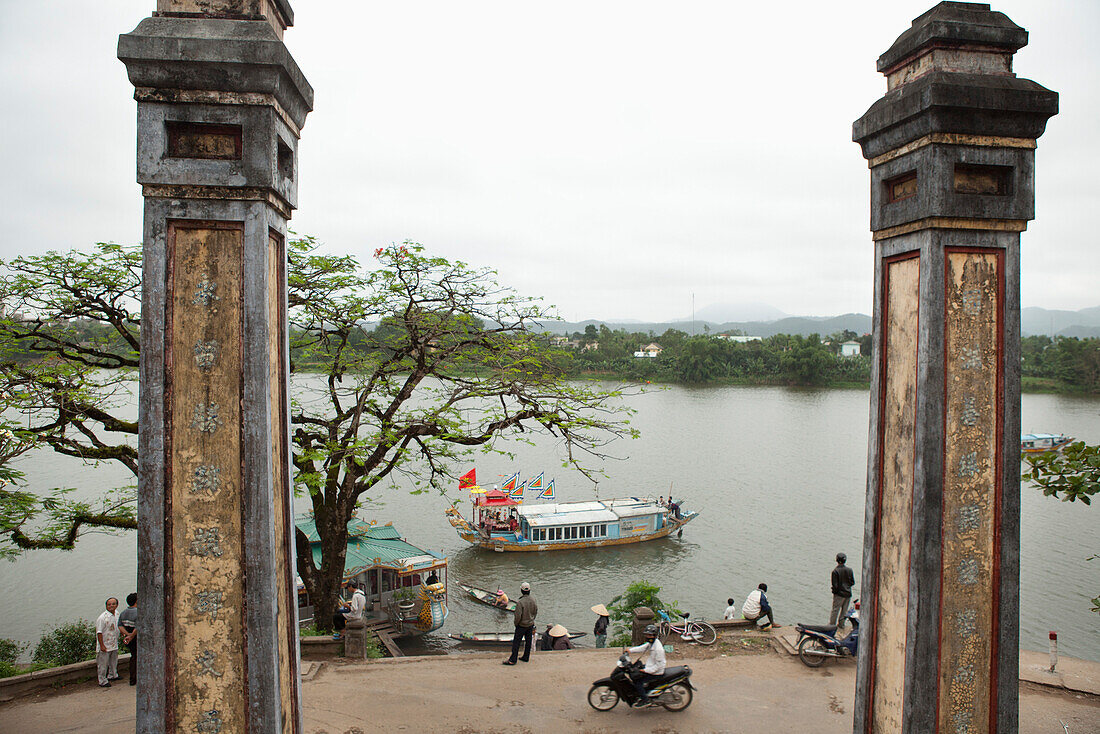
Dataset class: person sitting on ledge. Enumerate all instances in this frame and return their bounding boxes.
[741,583,779,630]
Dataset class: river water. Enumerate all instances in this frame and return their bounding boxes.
[1,380,1097,662]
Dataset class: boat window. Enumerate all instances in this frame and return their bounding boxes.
[556,527,562,540]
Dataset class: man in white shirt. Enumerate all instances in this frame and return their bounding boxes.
[95,597,120,687]
[723,598,738,620]
[627,624,666,706]
[741,583,778,629]
[332,581,367,640]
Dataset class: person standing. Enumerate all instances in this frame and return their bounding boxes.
[591,603,610,648]
[117,593,138,686]
[95,597,120,687]
[502,581,537,665]
[829,552,856,626]
[741,583,778,629]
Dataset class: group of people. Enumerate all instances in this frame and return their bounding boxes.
[720,552,856,630]
[481,510,519,532]
[656,495,682,520]
[94,593,138,688]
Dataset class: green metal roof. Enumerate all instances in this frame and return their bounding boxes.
[294,514,443,579]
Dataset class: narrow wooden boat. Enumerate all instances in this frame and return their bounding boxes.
[448,630,587,646]
[457,582,517,611]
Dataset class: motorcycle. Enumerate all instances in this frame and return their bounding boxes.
[794,601,860,668]
[587,652,695,712]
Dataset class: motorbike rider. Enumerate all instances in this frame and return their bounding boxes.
[627,624,666,706]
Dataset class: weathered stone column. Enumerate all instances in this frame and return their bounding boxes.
[118,2,312,731]
[852,4,1056,733]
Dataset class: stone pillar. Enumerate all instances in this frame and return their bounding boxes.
[118,2,313,732]
[852,4,1056,733]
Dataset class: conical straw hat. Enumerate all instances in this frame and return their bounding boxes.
[549,624,568,637]
[590,603,609,616]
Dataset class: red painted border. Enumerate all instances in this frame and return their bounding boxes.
[934,246,1005,734]
[270,228,301,729]
[866,250,921,732]
[164,219,246,733]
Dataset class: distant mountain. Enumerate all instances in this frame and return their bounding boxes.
[680,302,789,323]
[539,307,1100,339]
[1021,307,1100,337]
[537,313,872,338]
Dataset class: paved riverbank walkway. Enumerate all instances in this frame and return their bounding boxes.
[1,643,1097,733]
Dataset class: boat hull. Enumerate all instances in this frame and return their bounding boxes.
[446,506,697,552]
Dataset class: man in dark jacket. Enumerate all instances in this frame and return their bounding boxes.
[503,581,538,664]
[830,552,856,625]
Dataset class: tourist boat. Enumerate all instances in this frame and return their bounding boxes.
[447,630,587,646]
[444,487,698,552]
[295,514,449,638]
[457,582,516,611]
[1020,433,1074,454]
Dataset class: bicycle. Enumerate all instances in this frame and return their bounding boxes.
[656,609,717,645]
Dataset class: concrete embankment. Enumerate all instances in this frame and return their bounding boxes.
[1,635,1097,734]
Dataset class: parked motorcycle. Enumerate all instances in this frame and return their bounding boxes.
[794,601,860,668]
[587,652,695,712]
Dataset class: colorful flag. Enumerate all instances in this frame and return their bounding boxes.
[510,479,526,498]
[459,468,477,489]
[501,472,519,493]
[528,472,544,491]
[539,479,555,500]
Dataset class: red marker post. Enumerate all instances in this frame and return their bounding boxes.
[1049,631,1058,673]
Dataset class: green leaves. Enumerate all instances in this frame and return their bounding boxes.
[1022,442,1100,504]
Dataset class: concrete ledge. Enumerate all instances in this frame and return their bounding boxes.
[300,637,342,659]
[708,618,756,629]
[0,655,131,703]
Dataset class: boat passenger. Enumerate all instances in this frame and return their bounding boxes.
[425,571,439,585]
[538,624,554,651]
[548,624,573,650]
[495,588,510,608]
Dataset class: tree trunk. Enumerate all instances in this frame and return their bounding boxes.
[296,518,350,633]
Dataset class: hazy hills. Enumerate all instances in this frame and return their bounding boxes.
[539,306,1100,339]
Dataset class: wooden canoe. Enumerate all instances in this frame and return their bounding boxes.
[457,582,516,612]
[448,631,587,646]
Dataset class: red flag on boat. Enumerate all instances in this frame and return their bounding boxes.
[539,479,555,500]
[528,472,544,490]
[510,479,526,499]
[459,469,477,489]
[501,472,520,492]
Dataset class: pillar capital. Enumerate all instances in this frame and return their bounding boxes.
[852,2,1056,238]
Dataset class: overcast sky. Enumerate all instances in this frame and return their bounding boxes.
[1,1,1096,323]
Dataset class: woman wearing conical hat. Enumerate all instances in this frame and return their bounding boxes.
[591,604,610,648]
[548,624,573,650]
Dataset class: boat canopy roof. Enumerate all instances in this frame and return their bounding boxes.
[516,498,661,526]
[1022,433,1067,441]
[474,489,519,507]
[524,508,619,527]
[294,514,444,579]
[518,501,604,516]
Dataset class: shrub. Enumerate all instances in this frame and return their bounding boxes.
[605,580,681,640]
[32,620,96,667]
[0,638,27,665]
